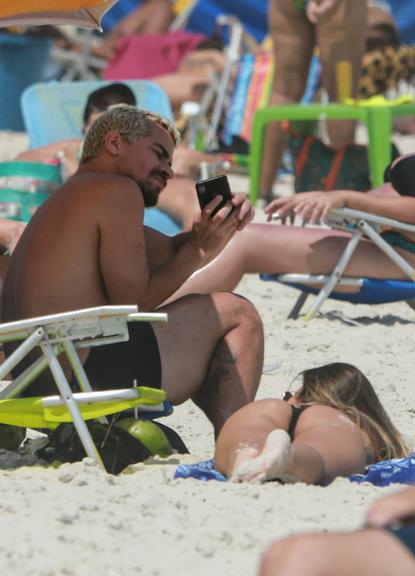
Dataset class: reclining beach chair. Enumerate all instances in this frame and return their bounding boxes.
[19,79,181,235]
[261,208,415,320]
[0,305,168,468]
[21,79,174,147]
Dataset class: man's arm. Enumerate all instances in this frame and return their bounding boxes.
[99,178,248,311]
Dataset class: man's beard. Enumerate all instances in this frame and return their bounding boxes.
[139,182,160,207]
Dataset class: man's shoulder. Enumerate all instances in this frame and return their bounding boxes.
[66,171,144,214]
[69,171,141,196]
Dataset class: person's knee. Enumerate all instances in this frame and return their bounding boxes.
[216,292,263,332]
[260,535,328,576]
[270,83,306,104]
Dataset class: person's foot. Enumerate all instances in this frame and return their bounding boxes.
[230,429,292,483]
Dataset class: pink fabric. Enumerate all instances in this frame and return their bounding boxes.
[104,30,207,80]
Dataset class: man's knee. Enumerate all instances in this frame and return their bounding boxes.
[214,291,263,333]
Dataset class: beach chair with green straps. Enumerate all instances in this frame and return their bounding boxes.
[0,160,62,222]
[0,305,169,469]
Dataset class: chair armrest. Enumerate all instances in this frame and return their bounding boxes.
[328,207,415,234]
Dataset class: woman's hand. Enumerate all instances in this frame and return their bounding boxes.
[265,190,348,224]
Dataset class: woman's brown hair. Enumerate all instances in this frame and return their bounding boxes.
[295,362,409,461]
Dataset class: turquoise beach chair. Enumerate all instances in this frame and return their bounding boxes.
[19,79,181,235]
[21,79,174,147]
[0,161,62,222]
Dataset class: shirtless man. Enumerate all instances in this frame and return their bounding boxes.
[17,82,213,229]
[1,105,263,436]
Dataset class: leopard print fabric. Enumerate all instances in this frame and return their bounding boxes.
[359,46,415,98]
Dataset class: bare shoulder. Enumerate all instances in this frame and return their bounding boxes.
[68,172,144,209]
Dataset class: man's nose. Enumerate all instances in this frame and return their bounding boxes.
[162,163,174,180]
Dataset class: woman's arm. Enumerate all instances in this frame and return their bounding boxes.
[265,189,415,225]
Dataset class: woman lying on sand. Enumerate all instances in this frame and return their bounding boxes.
[214,362,408,484]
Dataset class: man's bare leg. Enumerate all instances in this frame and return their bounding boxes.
[260,530,415,576]
[168,223,415,300]
[152,292,264,436]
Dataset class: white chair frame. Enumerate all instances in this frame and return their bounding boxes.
[275,208,415,320]
[0,305,167,468]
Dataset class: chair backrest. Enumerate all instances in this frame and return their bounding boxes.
[21,79,174,148]
[0,161,62,222]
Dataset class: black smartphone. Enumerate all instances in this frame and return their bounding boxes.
[196,174,232,215]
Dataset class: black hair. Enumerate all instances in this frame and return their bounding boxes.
[83,83,137,125]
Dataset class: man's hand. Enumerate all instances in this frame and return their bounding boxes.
[230,192,255,230]
[265,190,347,224]
[190,193,252,263]
[365,487,415,529]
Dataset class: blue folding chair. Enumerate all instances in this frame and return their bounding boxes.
[261,208,415,320]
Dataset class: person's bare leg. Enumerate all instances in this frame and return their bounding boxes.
[317,0,367,148]
[260,530,415,576]
[260,0,314,199]
[168,223,415,301]
[157,176,199,229]
[152,292,264,436]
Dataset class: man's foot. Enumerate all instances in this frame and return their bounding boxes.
[230,429,292,483]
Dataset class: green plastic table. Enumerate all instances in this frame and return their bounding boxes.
[249,102,415,204]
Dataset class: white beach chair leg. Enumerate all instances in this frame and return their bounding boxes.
[0,356,49,399]
[61,338,108,424]
[41,341,104,468]
[305,229,364,320]
[0,327,45,381]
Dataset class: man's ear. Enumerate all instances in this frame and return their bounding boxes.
[104,130,123,156]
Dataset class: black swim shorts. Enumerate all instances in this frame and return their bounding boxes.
[388,524,415,557]
[82,322,162,391]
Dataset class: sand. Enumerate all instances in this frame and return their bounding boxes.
[1,131,415,576]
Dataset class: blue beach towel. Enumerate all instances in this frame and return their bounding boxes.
[174,458,226,481]
[350,454,415,487]
[175,454,415,486]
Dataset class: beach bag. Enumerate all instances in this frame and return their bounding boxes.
[288,134,400,193]
[104,30,207,80]
[37,419,189,475]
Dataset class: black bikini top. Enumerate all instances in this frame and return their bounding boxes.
[384,154,415,197]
